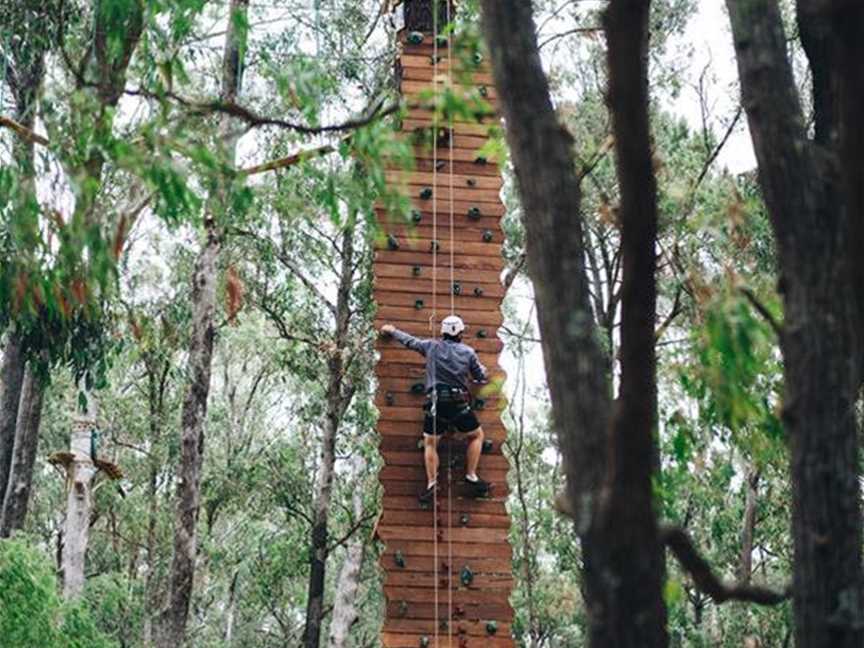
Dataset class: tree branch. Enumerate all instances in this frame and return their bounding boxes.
[662,524,790,606]
[739,286,782,337]
[0,115,49,146]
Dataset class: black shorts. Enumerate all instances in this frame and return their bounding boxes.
[423,398,481,436]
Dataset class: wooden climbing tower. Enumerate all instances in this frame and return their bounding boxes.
[374,1,514,646]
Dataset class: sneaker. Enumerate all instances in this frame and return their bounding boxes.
[419,484,436,505]
[464,477,491,497]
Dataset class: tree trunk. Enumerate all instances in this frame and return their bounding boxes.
[302,221,356,648]
[738,468,759,585]
[62,388,98,599]
[478,1,612,626]
[726,2,864,646]
[157,2,247,644]
[327,465,365,648]
[0,334,26,509]
[0,365,45,536]
[587,3,667,647]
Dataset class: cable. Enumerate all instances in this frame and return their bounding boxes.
[431,4,440,646]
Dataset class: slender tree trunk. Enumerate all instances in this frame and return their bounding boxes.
[478,6,612,637]
[0,334,26,509]
[0,366,45,536]
[62,386,98,599]
[738,468,759,584]
[303,221,356,648]
[726,3,864,646]
[157,3,247,644]
[327,463,365,648]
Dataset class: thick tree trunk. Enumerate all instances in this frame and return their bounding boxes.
[327,469,365,648]
[303,222,356,648]
[0,366,45,536]
[479,0,611,590]
[157,2,247,644]
[738,468,759,584]
[726,2,864,646]
[588,3,667,647]
[0,334,26,509]
[62,389,98,599]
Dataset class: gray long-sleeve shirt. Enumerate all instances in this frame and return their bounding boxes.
[391,328,488,392]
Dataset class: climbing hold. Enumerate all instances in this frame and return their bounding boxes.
[486,621,498,635]
[414,299,424,310]
[473,398,486,410]
[419,636,430,648]
[430,240,440,252]
[398,600,409,617]
[473,52,484,65]
[467,207,482,220]
[479,86,488,97]
[476,329,487,338]
[452,282,462,295]
[466,178,477,187]
[412,265,422,276]
[387,234,400,250]
[436,34,448,47]
[482,230,493,243]
[411,382,426,394]
[455,604,465,617]
[385,391,395,406]
[435,159,446,171]
[482,439,494,454]
[394,551,406,568]
[437,127,452,148]
[473,287,484,297]
[460,513,470,526]
[408,31,425,45]
[474,156,488,165]
[429,54,443,65]
[417,438,424,450]
[460,565,474,587]
[411,210,423,224]
[440,620,449,631]
[419,187,433,200]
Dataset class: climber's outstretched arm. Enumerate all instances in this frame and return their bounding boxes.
[380,323,433,356]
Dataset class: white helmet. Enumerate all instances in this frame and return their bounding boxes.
[441,315,466,337]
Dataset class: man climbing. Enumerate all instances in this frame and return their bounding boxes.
[381,315,491,503]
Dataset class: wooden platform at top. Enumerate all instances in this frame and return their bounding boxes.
[375,25,515,648]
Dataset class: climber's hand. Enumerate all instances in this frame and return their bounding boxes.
[381,324,396,336]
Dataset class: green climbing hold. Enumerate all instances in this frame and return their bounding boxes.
[452,282,462,295]
[398,600,409,617]
[395,551,406,568]
[420,187,433,200]
[435,34,448,47]
[474,156,488,165]
[387,234,399,250]
[419,636,430,648]
[467,207,482,220]
[385,391,395,406]
[473,287,484,297]
[482,230,493,242]
[411,210,423,224]
[476,329,487,338]
[486,621,498,635]
[414,299,424,310]
[460,565,474,587]
[482,439,494,454]
[473,52,484,65]
[412,265,422,276]
[460,513,470,526]
[474,398,486,410]
[479,85,488,97]
[408,31,425,45]
[411,382,426,394]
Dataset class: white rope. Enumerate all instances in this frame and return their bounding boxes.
[430,4,440,646]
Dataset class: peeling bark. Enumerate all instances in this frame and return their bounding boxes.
[327,468,365,648]
[0,334,26,509]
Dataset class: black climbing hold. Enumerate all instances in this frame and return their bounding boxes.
[473,398,486,410]
[419,187,433,200]
[440,620,449,631]
[429,54,443,64]
[435,159,446,171]
[486,621,498,635]
[479,86,488,97]
[395,551,406,568]
[414,299,424,310]
[466,178,477,187]
[452,282,462,295]
[460,565,474,587]
[407,31,425,45]
[430,241,440,252]
[460,513,470,526]
[398,600,409,617]
[386,391,395,406]
[412,265,422,276]
[467,207,482,220]
[437,127,452,148]
[387,234,400,250]
[482,439,494,454]
[473,52,484,65]
[473,287,484,297]
[436,34,448,47]
[474,156,488,165]
[411,210,423,224]
[476,329,487,338]
[482,230,493,243]
[411,382,426,394]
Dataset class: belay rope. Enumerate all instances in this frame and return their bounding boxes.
[428,1,458,645]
